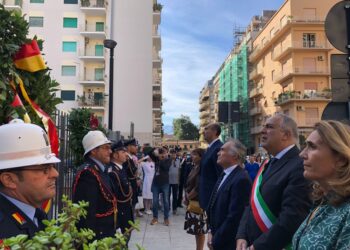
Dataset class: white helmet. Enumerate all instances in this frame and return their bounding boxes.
[0,120,60,170]
[82,130,111,156]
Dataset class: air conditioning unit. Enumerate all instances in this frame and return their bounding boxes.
[317,56,324,61]
[296,105,305,111]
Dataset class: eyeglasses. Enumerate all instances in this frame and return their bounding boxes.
[18,164,57,175]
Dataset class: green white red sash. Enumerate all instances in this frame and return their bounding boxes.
[250,159,277,232]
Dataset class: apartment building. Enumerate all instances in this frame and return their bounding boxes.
[2,0,163,145]
[198,79,215,147]
[249,0,339,151]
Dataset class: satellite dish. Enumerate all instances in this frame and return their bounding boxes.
[325,1,350,53]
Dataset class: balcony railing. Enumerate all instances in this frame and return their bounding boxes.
[275,90,331,105]
[273,41,332,61]
[153,101,161,109]
[77,96,105,107]
[81,0,105,8]
[274,67,330,84]
[81,24,105,32]
[249,88,263,98]
[249,16,325,62]
[249,68,263,81]
[249,106,262,116]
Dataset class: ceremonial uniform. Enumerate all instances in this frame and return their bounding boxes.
[108,162,134,233]
[124,155,139,206]
[73,157,117,239]
[0,194,45,239]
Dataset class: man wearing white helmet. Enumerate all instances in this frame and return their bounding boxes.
[0,120,60,239]
[72,130,117,239]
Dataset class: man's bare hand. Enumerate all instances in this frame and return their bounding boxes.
[236,239,248,250]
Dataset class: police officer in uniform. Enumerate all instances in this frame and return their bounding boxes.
[108,140,134,240]
[0,120,60,239]
[72,130,117,239]
[123,139,140,214]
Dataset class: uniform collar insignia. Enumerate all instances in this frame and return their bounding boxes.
[12,212,26,225]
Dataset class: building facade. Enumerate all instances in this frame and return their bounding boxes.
[2,0,163,145]
[248,0,339,151]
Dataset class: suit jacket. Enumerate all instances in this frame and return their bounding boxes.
[73,158,117,239]
[108,162,134,233]
[208,167,251,250]
[0,194,40,239]
[236,146,312,250]
[199,139,223,210]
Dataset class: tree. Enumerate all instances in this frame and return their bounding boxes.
[173,115,199,140]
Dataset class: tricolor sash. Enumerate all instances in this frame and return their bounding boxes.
[251,159,276,232]
[250,159,291,250]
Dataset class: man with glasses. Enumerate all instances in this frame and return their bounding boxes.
[0,120,60,239]
[73,130,117,239]
[236,114,311,250]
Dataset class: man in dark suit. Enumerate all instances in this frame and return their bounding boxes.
[0,121,60,239]
[236,114,311,250]
[73,131,117,240]
[199,123,223,211]
[207,139,251,250]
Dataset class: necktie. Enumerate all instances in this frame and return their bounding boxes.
[208,172,226,210]
[263,157,278,176]
[35,208,47,230]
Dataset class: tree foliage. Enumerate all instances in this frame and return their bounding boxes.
[0,196,142,250]
[0,5,62,126]
[173,115,199,140]
[68,108,107,167]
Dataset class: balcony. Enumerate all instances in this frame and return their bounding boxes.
[153,54,162,68]
[153,3,162,25]
[199,102,209,112]
[249,68,263,81]
[275,90,331,106]
[250,125,263,135]
[273,41,332,61]
[77,95,105,110]
[79,48,104,61]
[153,101,161,110]
[249,16,325,62]
[153,26,161,51]
[249,106,262,116]
[249,88,263,98]
[79,70,105,86]
[273,67,330,85]
[80,0,106,16]
[200,111,210,119]
[1,0,22,11]
[80,24,106,39]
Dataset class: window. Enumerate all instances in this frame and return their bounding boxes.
[96,22,104,32]
[61,90,75,101]
[303,33,316,48]
[62,41,77,52]
[94,68,104,80]
[30,0,44,3]
[63,17,78,28]
[62,66,76,76]
[64,0,78,3]
[29,17,44,27]
[305,108,319,125]
[95,44,104,56]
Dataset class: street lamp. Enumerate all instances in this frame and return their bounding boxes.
[104,39,117,130]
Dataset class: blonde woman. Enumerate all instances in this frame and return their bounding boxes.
[293,120,350,250]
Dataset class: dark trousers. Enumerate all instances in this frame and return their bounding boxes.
[177,181,184,207]
[169,184,179,211]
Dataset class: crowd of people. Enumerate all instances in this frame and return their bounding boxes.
[1,114,350,250]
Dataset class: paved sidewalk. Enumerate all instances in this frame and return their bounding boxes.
[129,207,206,250]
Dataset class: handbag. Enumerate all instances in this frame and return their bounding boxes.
[187,200,203,214]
